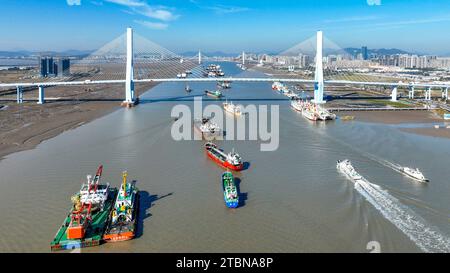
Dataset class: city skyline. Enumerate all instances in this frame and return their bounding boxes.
[1,0,450,55]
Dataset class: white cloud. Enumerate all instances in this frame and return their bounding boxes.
[105,0,178,21]
[367,0,381,5]
[134,20,168,30]
[67,0,81,5]
[206,5,250,14]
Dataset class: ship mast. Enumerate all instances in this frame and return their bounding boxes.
[122,171,128,197]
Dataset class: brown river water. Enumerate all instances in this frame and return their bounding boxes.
[0,62,449,253]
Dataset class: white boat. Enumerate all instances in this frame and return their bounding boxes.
[301,101,319,121]
[272,82,284,91]
[218,81,231,89]
[302,107,319,121]
[401,167,429,182]
[337,159,363,182]
[177,73,187,78]
[194,118,222,139]
[285,90,299,99]
[223,101,242,116]
[291,99,335,121]
[316,105,337,121]
[290,99,303,112]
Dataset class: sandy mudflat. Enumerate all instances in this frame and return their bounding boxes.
[400,127,450,139]
[337,110,450,139]
[0,82,156,160]
[339,110,443,124]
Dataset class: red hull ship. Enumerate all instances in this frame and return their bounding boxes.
[205,142,244,171]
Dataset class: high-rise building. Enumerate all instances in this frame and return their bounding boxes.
[362,46,368,60]
[39,57,70,78]
[46,57,54,76]
[39,57,48,77]
[58,58,70,77]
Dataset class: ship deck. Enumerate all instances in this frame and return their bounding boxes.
[50,188,117,251]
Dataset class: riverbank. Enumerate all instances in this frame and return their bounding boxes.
[0,82,156,160]
[339,110,450,139]
[340,110,442,124]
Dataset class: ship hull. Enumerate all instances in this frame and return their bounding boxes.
[50,188,117,251]
[205,91,222,98]
[103,188,140,242]
[401,169,429,182]
[222,172,239,208]
[302,110,318,121]
[103,231,135,242]
[206,150,243,171]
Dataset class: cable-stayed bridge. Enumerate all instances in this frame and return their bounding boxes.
[1,28,449,106]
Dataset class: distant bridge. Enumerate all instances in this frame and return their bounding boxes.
[1,28,449,105]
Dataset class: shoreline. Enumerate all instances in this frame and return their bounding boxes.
[1,67,449,161]
[339,110,450,139]
[0,82,157,161]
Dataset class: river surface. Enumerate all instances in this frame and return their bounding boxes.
[0,62,449,253]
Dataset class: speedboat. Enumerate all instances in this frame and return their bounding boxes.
[337,159,363,182]
[401,167,429,182]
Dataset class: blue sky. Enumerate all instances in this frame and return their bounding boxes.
[1,0,450,55]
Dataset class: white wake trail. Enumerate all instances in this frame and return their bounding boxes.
[354,178,450,253]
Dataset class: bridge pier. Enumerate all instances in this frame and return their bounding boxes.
[441,87,448,100]
[425,87,432,101]
[312,31,325,104]
[37,86,45,104]
[16,86,23,104]
[122,27,137,108]
[408,86,415,99]
[391,86,398,102]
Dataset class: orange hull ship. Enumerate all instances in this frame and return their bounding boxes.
[103,171,139,242]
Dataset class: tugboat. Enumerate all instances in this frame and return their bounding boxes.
[205,142,244,171]
[336,159,363,182]
[194,118,222,139]
[223,101,242,116]
[51,165,117,251]
[103,171,139,242]
[222,172,239,208]
[205,90,223,99]
[401,167,429,182]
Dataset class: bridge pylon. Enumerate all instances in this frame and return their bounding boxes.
[312,31,325,104]
[122,27,137,108]
[391,86,398,102]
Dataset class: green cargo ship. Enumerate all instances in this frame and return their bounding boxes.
[51,187,117,251]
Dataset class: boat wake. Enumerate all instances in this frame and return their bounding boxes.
[354,178,450,253]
